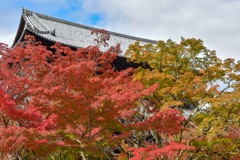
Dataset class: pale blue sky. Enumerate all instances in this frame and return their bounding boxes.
[0,0,240,60]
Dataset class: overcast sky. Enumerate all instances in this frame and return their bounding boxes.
[0,0,239,60]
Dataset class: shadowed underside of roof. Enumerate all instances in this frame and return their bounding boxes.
[12,9,157,53]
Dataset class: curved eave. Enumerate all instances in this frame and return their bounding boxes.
[11,15,26,49]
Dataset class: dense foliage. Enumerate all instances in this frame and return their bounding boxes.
[126,38,240,159]
[0,32,239,159]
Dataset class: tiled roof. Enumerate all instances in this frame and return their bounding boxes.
[12,9,157,54]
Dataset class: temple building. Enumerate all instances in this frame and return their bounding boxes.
[12,8,157,70]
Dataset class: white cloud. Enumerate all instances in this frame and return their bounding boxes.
[80,0,240,60]
[0,32,16,47]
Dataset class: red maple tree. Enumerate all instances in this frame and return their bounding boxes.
[0,35,156,158]
[0,33,191,159]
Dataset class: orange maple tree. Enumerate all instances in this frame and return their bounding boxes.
[125,38,240,160]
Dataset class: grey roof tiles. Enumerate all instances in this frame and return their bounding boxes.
[13,9,157,54]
